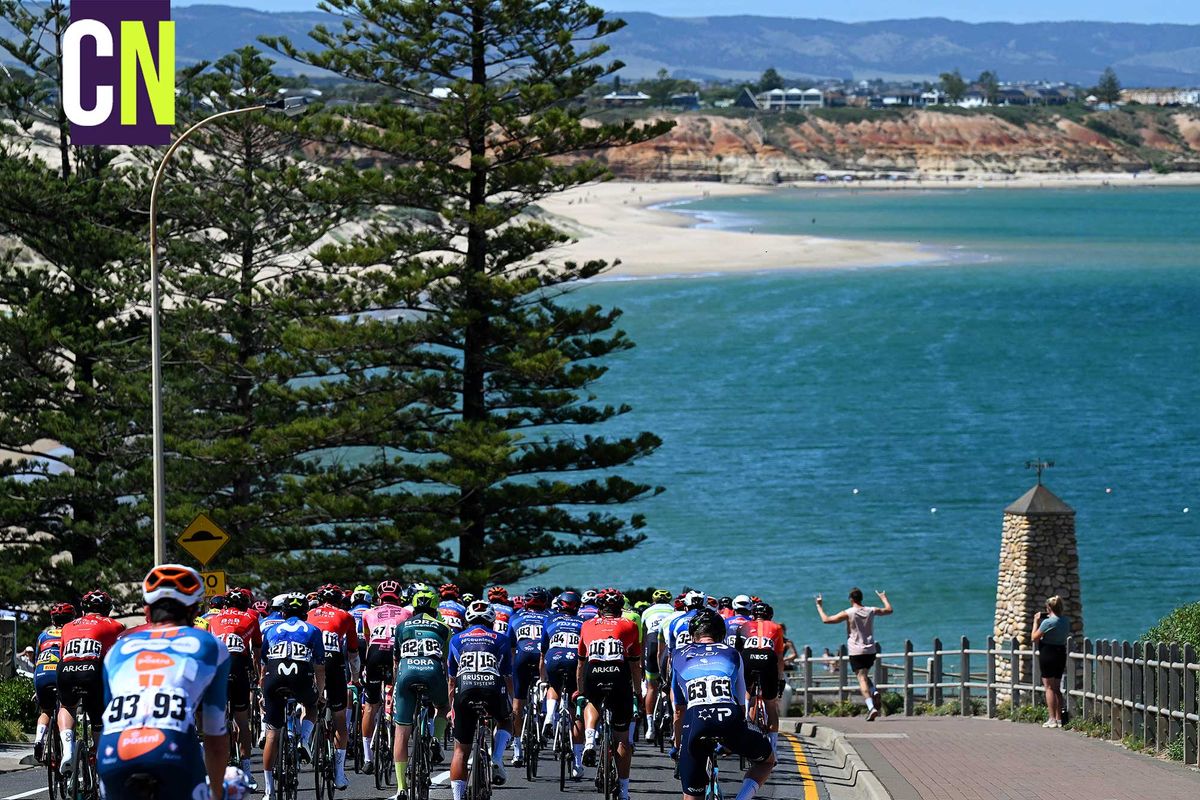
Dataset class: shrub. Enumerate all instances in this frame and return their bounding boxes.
[1166,733,1185,762]
[0,677,36,732]
[1141,600,1200,650]
[1064,714,1111,738]
[995,699,1048,723]
[0,719,24,743]
[881,692,904,715]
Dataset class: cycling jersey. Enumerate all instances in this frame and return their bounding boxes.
[508,607,550,698]
[308,603,360,712]
[718,608,736,620]
[578,614,641,730]
[490,602,514,636]
[665,609,726,657]
[261,617,324,727]
[578,603,599,622]
[362,603,410,704]
[33,626,63,712]
[98,624,230,800]
[349,603,371,640]
[448,624,513,744]
[208,609,262,660]
[622,608,644,644]
[392,611,451,725]
[59,613,126,723]
[672,640,771,797]
[724,613,751,648]
[641,603,674,679]
[740,619,785,700]
[540,612,583,694]
[259,611,285,636]
[438,599,466,632]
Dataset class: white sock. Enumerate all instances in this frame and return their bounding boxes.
[452,779,467,800]
[363,734,373,762]
[512,736,523,757]
[573,743,584,768]
[584,728,596,749]
[300,719,315,748]
[60,729,74,758]
[335,749,346,778]
[866,695,876,711]
[735,778,760,800]
[35,723,47,744]
[492,729,512,764]
[768,732,778,754]
[546,697,558,724]
[264,770,275,798]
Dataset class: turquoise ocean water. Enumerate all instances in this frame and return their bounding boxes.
[528,187,1200,654]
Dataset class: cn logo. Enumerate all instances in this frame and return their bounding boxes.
[63,0,175,145]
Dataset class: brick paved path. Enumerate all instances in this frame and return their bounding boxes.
[803,715,1199,800]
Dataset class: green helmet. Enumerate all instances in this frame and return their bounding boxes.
[412,587,437,611]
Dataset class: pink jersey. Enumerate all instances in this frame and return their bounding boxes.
[362,604,411,650]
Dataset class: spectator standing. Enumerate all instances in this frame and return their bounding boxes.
[1031,595,1070,728]
[816,588,893,721]
[17,646,35,674]
[780,625,800,670]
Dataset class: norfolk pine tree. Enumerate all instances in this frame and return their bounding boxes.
[0,0,152,608]
[267,0,671,589]
[150,49,447,591]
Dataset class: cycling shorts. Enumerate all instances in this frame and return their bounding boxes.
[323,655,348,712]
[35,681,58,714]
[678,705,771,796]
[513,650,541,699]
[452,685,512,745]
[57,661,104,723]
[742,652,782,700]
[227,654,252,713]
[393,659,448,726]
[262,661,317,729]
[97,727,206,800]
[545,656,577,697]
[582,663,634,731]
[643,638,660,679]
[363,646,394,705]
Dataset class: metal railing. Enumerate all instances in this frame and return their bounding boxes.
[785,636,1199,767]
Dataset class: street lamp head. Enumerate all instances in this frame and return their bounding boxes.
[267,96,313,117]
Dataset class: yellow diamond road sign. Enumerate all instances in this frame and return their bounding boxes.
[177,513,230,567]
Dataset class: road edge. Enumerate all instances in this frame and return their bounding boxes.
[788,720,892,800]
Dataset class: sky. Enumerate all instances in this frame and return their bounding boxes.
[175,0,1200,25]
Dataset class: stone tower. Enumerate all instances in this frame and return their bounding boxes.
[993,482,1084,690]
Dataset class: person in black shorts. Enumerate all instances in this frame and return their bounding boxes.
[448,601,515,796]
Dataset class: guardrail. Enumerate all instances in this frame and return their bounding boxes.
[785,636,1199,767]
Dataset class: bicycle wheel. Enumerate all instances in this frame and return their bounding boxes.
[347,691,362,774]
[46,716,63,800]
[709,752,723,800]
[282,707,301,800]
[408,706,426,800]
[557,704,571,792]
[372,720,387,790]
[68,707,93,800]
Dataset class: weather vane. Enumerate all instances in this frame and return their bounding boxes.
[1025,458,1054,485]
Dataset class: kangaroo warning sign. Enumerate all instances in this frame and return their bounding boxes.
[176,513,230,567]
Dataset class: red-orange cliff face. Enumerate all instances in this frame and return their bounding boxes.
[579,109,1200,183]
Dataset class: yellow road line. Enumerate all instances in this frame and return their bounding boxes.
[783,733,819,800]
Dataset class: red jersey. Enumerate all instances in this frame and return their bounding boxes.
[578,615,642,664]
[60,614,125,662]
[718,608,735,620]
[741,619,784,655]
[307,603,360,659]
[208,608,263,658]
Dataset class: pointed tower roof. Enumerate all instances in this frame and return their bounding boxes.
[1004,483,1074,516]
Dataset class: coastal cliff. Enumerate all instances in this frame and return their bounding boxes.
[581,108,1200,184]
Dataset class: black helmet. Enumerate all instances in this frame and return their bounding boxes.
[750,601,773,620]
[687,608,725,642]
[525,586,551,611]
[282,593,308,618]
[717,596,733,609]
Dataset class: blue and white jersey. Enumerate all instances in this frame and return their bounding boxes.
[509,608,550,657]
[490,603,514,636]
[724,613,751,647]
[578,604,599,622]
[449,624,511,691]
[350,604,371,633]
[666,609,727,656]
[438,599,466,632]
[259,611,285,636]
[102,624,231,739]
[670,641,745,711]
[540,613,583,664]
[261,617,325,666]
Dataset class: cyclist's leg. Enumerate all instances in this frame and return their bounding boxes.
[677,708,713,800]
[488,688,514,770]
[510,655,537,763]
[722,707,775,800]
[324,656,350,786]
[449,688,480,800]
[54,665,84,769]
[392,667,422,792]
[580,667,606,764]
[361,646,388,766]
[97,729,206,800]
[296,665,319,759]
[260,666,292,798]
[228,655,254,773]
[33,679,56,760]
[609,676,636,798]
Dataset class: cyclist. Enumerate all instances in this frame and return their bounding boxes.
[716,597,735,620]
[540,590,584,778]
[252,599,269,617]
[507,586,551,768]
[209,586,263,788]
[392,586,451,799]
[361,579,410,773]
[577,588,641,800]
[578,590,599,622]
[461,592,475,606]
[741,602,786,753]
[309,583,360,790]
[448,600,514,799]
[724,596,753,648]
[349,585,373,623]
[402,582,431,614]
[438,584,466,633]
[97,565,234,800]
[57,589,125,775]
[672,608,774,800]
[261,593,325,799]
[260,594,287,636]
[486,587,513,636]
[640,590,676,742]
[663,591,723,749]
[33,602,75,762]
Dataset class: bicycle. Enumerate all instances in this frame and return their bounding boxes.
[68,701,97,800]
[740,680,768,771]
[407,685,437,800]
[551,676,576,792]
[44,708,67,800]
[275,697,302,800]
[697,734,724,800]
[519,680,544,781]
[372,683,395,791]
[347,683,364,774]
[312,704,337,800]
[651,688,672,753]
[591,698,619,800]
[465,700,495,800]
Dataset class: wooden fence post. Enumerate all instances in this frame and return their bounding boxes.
[1132,641,1145,742]
[1031,638,1042,706]
[1183,643,1197,767]
[903,640,914,716]
[1167,643,1181,747]
[1008,637,1019,708]
[960,636,970,715]
[1121,641,1135,737]
[802,645,813,717]
[932,637,943,707]
[1109,640,1121,737]
[1146,641,1158,746]
[986,635,997,718]
[837,644,848,705]
[1081,638,1092,721]
[874,653,885,698]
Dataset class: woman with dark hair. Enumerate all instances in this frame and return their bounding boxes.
[1031,595,1070,728]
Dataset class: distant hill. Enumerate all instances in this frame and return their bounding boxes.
[19,6,1200,87]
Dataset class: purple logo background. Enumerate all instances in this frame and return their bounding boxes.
[69,0,172,146]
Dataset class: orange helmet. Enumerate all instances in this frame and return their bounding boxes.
[143,564,205,607]
[487,586,508,603]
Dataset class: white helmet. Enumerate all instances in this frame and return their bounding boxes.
[733,594,752,611]
[465,600,496,626]
[581,589,598,604]
[683,590,707,610]
[142,564,205,607]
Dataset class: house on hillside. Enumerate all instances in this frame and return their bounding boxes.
[734,87,762,110]
[757,87,824,111]
[823,89,848,107]
[958,90,988,108]
[668,92,701,111]
[1121,88,1200,106]
[920,89,945,107]
[602,91,651,108]
[874,89,921,107]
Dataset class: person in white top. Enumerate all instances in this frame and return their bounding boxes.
[815,588,893,721]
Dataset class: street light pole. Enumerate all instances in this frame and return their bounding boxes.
[150,97,312,566]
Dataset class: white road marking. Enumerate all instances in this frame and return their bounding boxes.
[2,788,49,800]
[433,770,452,785]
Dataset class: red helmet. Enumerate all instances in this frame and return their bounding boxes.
[487,586,508,603]
[226,588,253,611]
[50,602,77,624]
[317,583,344,605]
[512,596,526,610]
[439,583,460,600]
[673,593,686,611]
[81,590,113,614]
[377,580,401,603]
[596,588,624,615]
[251,600,269,615]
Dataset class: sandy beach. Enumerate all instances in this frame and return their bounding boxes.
[538,182,940,278]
